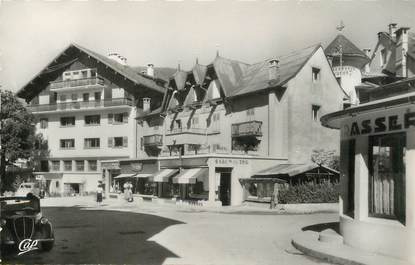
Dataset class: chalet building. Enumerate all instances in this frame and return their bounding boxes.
[321,76,415,263]
[128,44,345,206]
[16,43,174,196]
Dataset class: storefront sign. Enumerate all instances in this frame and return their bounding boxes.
[344,109,415,137]
[214,158,249,166]
[101,161,120,170]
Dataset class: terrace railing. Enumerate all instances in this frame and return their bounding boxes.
[27,98,132,112]
[50,77,105,90]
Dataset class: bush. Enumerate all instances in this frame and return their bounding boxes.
[278,181,340,204]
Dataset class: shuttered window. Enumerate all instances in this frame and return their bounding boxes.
[84,138,100,148]
[112,113,129,124]
[369,133,406,224]
[108,137,128,148]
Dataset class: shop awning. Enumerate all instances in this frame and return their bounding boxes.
[33,172,63,179]
[151,169,179,182]
[239,177,286,184]
[253,163,319,177]
[172,168,208,184]
[114,173,136,179]
[134,173,152,178]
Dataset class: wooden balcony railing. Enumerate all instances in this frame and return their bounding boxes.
[27,98,132,112]
[50,77,105,90]
[231,120,263,137]
[143,134,163,146]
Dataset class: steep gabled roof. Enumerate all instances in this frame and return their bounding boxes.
[325,34,369,59]
[169,70,188,91]
[192,63,208,86]
[16,43,167,100]
[131,66,177,82]
[183,86,198,106]
[159,44,333,114]
[231,44,322,97]
[211,56,251,97]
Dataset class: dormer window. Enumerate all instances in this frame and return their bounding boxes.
[312,67,321,82]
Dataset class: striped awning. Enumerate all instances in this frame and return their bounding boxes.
[172,168,208,184]
[151,169,179,182]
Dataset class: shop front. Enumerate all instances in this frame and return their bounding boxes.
[321,93,415,262]
[153,155,285,206]
[33,172,63,197]
[106,159,159,198]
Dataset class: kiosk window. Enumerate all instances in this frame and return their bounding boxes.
[369,133,406,224]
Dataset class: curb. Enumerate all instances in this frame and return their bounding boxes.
[291,234,364,265]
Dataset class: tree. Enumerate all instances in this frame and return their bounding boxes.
[311,149,340,171]
[0,89,36,193]
[29,133,50,171]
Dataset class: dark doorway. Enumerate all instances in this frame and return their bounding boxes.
[219,172,231,206]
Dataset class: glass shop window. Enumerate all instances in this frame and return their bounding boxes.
[369,133,406,224]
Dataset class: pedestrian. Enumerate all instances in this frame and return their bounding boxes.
[96,184,103,205]
[127,181,134,202]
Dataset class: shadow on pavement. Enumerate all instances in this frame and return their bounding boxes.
[2,206,184,264]
[301,221,340,234]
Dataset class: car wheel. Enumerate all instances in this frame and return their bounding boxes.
[41,240,54,251]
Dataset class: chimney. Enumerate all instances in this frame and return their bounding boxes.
[395,27,410,77]
[363,48,371,73]
[147,64,154,77]
[268,59,280,82]
[388,23,398,40]
[143,98,151,112]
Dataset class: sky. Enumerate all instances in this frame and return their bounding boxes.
[1,0,415,93]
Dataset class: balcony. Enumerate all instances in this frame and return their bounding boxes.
[231,120,263,137]
[50,77,105,91]
[166,127,207,135]
[27,98,133,113]
[143,134,163,147]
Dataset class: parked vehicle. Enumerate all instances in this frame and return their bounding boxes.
[0,193,55,252]
[15,182,44,198]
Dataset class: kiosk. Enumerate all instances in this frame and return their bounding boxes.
[321,84,415,262]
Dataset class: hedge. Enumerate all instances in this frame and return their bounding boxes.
[277,181,340,204]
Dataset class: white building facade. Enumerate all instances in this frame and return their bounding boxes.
[17,44,170,196]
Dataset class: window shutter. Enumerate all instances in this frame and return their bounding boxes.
[108,114,113,124]
[140,137,143,150]
[123,137,128,147]
[108,137,113,148]
[123,112,129,123]
[84,139,87,149]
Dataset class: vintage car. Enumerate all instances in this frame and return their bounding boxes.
[0,193,54,252]
[15,182,44,198]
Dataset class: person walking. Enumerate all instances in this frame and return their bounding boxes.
[96,184,103,205]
